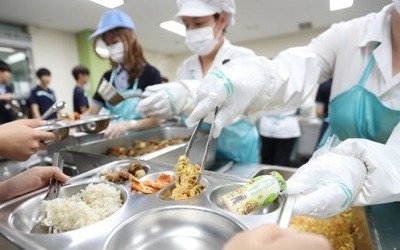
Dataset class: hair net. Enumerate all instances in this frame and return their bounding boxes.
[176,0,236,26]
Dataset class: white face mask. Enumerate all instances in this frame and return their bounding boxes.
[185,26,220,56]
[107,42,124,63]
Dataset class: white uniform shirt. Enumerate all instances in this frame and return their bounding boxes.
[310,4,399,108]
[258,111,301,139]
[248,4,399,118]
[176,38,255,81]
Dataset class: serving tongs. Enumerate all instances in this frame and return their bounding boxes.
[183,107,219,185]
[43,152,64,233]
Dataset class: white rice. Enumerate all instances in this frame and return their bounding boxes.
[39,183,122,233]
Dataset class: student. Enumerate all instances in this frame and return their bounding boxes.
[29,68,57,120]
[138,0,259,164]
[0,60,16,124]
[186,2,400,218]
[0,119,68,201]
[72,65,90,114]
[87,9,162,138]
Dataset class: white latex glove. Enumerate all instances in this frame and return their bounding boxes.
[287,132,400,218]
[186,57,268,137]
[137,82,189,118]
[103,122,129,138]
[186,49,320,138]
[286,152,366,218]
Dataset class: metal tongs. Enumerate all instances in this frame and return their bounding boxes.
[43,152,64,233]
[184,107,219,185]
[44,153,64,201]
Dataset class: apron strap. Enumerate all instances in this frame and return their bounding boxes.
[357,54,376,87]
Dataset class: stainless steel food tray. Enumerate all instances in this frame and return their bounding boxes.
[0,159,294,250]
[64,127,217,169]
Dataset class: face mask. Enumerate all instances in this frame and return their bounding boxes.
[107,42,124,63]
[185,26,220,56]
[394,0,400,13]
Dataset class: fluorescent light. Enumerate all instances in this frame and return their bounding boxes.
[90,0,124,9]
[330,0,353,11]
[0,47,15,53]
[5,52,26,64]
[160,20,186,37]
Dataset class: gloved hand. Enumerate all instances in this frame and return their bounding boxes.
[286,152,366,218]
[103,122,129,138]
[186,57,268,137]
[137,82,189,118]
[186,49,320,138]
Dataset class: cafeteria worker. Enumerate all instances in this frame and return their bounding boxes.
[138,0,260,164]
[87,9,162,138]
[186,1,400,218]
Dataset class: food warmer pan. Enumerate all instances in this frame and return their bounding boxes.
[64,127,217,169]
[0,159,293,250]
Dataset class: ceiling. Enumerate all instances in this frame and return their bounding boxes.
[0,0,392,55]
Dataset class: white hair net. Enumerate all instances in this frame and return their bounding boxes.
[176,0,236,26]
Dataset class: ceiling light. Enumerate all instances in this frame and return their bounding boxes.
[0,47,15,53]
[90,0,124,9]
[330,0,353,11]
[160,20,186,37]
[5,52,26,64]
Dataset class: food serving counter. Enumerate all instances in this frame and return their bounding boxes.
[0,160,294,250]
[0,125,397,249]
[0,161,398,249]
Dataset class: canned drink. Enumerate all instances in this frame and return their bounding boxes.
[221,171,286,215]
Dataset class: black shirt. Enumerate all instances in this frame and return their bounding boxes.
[0,84,15,124]
[73,86,89,114]
[29,85,57,120]
[93,63,161,107]
[315,79,332,118]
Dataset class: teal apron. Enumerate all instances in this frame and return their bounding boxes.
[200,119,260,164]
[105,68,143,121]
[319,49,400,147]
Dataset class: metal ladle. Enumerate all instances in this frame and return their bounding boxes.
[41,100,66,120]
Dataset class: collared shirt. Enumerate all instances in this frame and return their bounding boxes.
[176,38,255,80]
[309,4,400,109]
[28,85,57,120]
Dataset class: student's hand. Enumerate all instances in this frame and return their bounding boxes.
[223,224,331,250]
[0,166,69,202]
[0,119,58,161]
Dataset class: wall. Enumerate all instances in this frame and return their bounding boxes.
[26,26,327,114]
[28,26,79,113]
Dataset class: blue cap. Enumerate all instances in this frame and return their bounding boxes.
[89,9,135,39]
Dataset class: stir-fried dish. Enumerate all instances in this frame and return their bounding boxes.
[170,155,205,200]
[130,173,173,194]
[100,160,146,183]
[105,137,186,158]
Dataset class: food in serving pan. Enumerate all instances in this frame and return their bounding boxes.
[38,183,122,233]
[105,136,186,158]
[100,160,146,182]
[170,155,205,200]
[130,173,173,194]
[221,171,286,215]
[290,208,365,250]
[57,112,81,121]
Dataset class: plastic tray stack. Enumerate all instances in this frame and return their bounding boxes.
[0,159,294,250]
